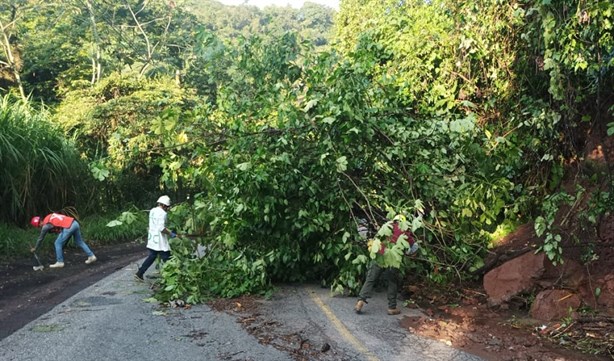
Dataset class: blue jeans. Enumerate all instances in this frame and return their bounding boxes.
[54,221,94,262]
[136,249,171,277]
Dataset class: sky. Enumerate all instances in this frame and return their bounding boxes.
[217,0,339,10]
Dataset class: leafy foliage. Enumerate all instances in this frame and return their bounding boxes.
[53,72,196,209]
[157,237,273,303]
[186,0,335,48]
[534,190,576,264]
[0,0,612,305]
[151,0,613,301]
[83,210,148,245]
[152,37,497,297]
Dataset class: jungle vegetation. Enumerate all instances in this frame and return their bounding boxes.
[1,0,612,303]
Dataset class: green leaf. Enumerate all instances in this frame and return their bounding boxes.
[368,239,381,255]
[90,166,110,182]
[534,216,546,236]
[120,211,137,225]
[336,156,348,172]
[319,152,329,165]
[303,99,318,112]
[411,217,423,232]
[236,162,252,171]
[352,254,368,265]
[106,220,123,227]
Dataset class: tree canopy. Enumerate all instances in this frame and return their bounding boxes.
[0,0,612,302]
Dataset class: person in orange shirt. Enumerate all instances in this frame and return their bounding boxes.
[30,213,97,268]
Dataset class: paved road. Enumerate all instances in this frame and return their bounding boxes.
[259,285,484,361]
[0,262,484,361]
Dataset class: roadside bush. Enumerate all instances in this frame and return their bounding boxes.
[54,73,197,211]
[82,210,148,246]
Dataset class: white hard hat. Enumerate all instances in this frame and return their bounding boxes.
[157,195,171,206]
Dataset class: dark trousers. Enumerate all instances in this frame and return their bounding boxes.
[358,262,399,309]
[137,248,171,277]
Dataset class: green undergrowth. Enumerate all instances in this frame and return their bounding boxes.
[81,209,148,245]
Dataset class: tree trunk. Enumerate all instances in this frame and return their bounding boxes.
[0,18,27,102]
[85,0,102,84]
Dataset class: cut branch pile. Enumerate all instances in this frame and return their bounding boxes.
[542,315,614,358]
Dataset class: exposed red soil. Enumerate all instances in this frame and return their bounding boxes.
[399,216,614,361]
[400,280,612,361]
[406,128,612,361]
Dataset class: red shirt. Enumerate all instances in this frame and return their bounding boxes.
[379,222,415,254]
[42,213,75,228]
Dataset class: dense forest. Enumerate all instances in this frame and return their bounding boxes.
[1,0,612,306]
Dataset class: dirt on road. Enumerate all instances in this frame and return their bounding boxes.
[1,240,612,361]
[0,242,147,340]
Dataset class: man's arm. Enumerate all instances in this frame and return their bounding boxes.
[31,224,53,252]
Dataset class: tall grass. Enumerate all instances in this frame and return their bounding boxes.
[0,96,90,225]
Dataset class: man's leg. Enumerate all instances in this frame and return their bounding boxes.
[136,249,158,279]
[355,262,383,313]
[385,268,400,314]
[53,230,70,263]
[160,251,171,262]
[70,222,95,257]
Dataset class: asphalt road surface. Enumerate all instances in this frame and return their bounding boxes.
[0,262,484,361]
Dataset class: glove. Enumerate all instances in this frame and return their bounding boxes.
[404,243,420,256]
[170,231,177,238]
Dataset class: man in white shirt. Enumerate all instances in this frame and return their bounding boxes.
[135,195,176,281]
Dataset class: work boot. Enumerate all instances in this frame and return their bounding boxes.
[354,299,366,314]
[50,262,64,268]
[85,255,97,264]
[387,308,401,315]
